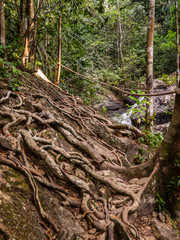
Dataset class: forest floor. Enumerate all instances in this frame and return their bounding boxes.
[0,65,179,240]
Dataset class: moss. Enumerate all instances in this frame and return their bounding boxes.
[58,132,66,141]
[0,169,45,240]
[3,168,30,192]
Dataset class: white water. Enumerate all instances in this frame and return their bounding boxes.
[112,97,144,125]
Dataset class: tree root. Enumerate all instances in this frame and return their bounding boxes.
[107,123,145,138]
[0,79,161,239]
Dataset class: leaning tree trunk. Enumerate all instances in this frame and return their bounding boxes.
[0,0,6,59]
[146,0,155,130]
[176,0,179,86]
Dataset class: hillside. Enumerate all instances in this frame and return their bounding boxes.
[0,65,179,240]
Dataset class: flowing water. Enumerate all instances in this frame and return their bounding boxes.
[111,97,144,125]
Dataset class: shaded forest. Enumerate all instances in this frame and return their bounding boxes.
[0,0,180,240]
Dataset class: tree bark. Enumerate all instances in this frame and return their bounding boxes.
[146,0,155,130]
[22,0,35,66]
[20,0,28,36]
[55,13,62,85]
[176,0,179,86]
[0,0,6,59]
[28,0,35,61]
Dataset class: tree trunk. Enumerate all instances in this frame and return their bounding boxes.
[28,0,35,61]
[146,0,155,130]
[116,0,124,64]
[176,0,179,86]
[22,0,35,66]
[20,0,28,37]
[0,0,6,59]
[55,13,62,85]
[152,83,180,218]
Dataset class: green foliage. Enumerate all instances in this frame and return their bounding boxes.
[95,69,121,85]
[135,147,146,164]
[102,106,108,114]
[160,74,176,85]
[0,58,22,91]
[126,91,149,122]
[154,30,176,75]
[8,78,21,91]
[61,76,102,105]
[139,130,163,149]
[0,44,5,55]
[167,176,180,198]
[155,192,166,212]
[2,0,179,103]
[165,99,174,115]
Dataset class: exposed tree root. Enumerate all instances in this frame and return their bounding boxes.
[107,123,145,138]
[0,76,162,239]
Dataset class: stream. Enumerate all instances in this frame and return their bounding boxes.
[111,97,144,125]
[94,80,175,132]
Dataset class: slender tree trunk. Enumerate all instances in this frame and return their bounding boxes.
[176,0,179,86]
[146,0,155,130]
[116,0,124,64]
[22,0,35,66]
[0,0,7,59]
[28,0,35,61]
[20,0,27,36]
[55,13,62,85]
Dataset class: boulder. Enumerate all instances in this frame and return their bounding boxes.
[152,219,179,240]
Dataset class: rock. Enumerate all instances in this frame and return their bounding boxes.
[144,236,156,240]
[152,211,158,218]
[154,112,172,125]
[154,123,170,133]
[129,178,139,184]
[89,228,97,234]
[137,177,149,186]
[140,237,145,240]
[158,212,166,223]
[0,165,85,240]
[94,125,140,164]
[0,135,15,150]
[63,162,75,173]
[94,101,123,112]
[141,216,148,222]
[123,96,136,106]
[142,226,152,236]
[99,187,110,198]
[152,219,179,240]
[171,192,180,224]
[75,168,86,179]
[24,99,36,112]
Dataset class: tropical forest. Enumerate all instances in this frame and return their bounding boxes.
[0,0,180,239]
